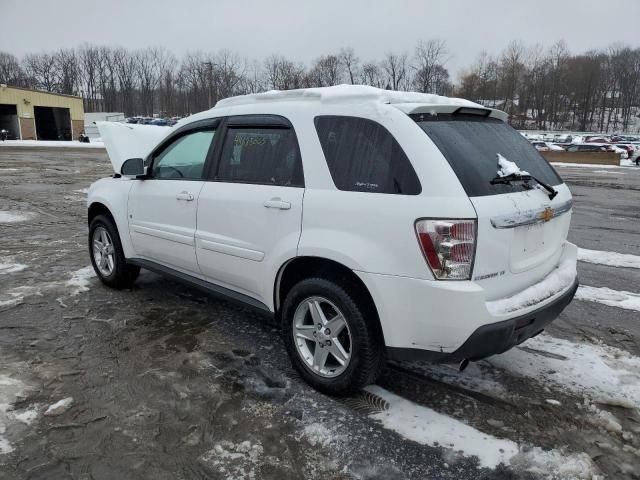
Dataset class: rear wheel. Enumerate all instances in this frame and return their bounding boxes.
[89,215,139,289]
[281,277,383,395]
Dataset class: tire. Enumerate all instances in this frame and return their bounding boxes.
[88,214,140,289]
[281,277,384,396]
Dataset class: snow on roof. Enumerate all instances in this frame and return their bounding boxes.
[216,84,481,109]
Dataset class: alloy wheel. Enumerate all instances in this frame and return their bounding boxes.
[92,226,115,277]
[292,296,352,378]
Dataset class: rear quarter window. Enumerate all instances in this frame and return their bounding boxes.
[314,116,421,195]
[413,114,562,197]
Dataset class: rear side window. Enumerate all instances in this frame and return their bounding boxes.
[216,127,304,187]
[315,116,421,195]
[413,114,562,197]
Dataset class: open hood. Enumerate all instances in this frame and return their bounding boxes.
[96,122,172,173]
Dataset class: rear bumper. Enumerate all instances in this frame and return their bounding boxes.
[387,278,578,363]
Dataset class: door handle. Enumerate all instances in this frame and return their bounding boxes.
[263,198,291,210]
[176,191,194,201]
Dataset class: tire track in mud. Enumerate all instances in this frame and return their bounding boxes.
[373,358,640,479]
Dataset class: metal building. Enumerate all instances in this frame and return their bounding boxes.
[0,85,85,141]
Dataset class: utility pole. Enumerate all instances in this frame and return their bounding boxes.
[202,61,217,109]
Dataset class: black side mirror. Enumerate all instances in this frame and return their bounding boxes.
[121,158,146,177]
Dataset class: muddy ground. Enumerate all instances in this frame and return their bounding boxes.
[0,147,639,479]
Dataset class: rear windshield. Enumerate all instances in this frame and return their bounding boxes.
[412,114,562,197]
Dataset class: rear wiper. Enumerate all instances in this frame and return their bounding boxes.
[490,173,558,200]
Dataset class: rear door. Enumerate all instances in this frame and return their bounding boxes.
[128,122,218,273]
[414,113,571,300]
[195,115,304,304]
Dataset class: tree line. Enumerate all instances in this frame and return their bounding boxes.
[0,40,638,132]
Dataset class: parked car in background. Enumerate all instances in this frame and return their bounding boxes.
[564,144,608,153]
[90,86,578,395]
[531,141,565,152]
[584,136,610,143]
[565,143,627,159]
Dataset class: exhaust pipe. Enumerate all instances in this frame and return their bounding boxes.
[458,358,470,372]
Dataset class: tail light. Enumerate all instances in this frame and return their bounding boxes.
[415,219,476,280]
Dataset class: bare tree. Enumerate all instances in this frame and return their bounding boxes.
[381,52,408,90]
[339,47,359,85]
[0,52,26,86]
[499,40,526,115]
[307,54,342,87]
[359,62,384,88]
[23,52,59,91]
[412,39,449,93]
[53,49,79,95]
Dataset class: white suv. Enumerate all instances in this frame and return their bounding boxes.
[89,85,578,395]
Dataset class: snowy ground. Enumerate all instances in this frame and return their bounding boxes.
[0,147,639,479]
[0,140,104,149]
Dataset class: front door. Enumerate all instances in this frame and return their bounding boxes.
[196,118,305,305]
[128,127,217,273]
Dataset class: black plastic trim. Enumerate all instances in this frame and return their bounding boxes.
[387,278,579,363]
[128,258,273,315]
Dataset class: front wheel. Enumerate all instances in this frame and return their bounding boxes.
[89,214,140,289]
[281,277,384,395]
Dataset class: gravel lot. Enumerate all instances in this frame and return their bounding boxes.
[0,147,639,479]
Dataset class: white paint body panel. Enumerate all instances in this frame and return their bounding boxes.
[89,85,577,355]
[128,180,205,273]
[196,182,304,308]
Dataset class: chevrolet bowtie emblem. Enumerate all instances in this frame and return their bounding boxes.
[540,207,554,222]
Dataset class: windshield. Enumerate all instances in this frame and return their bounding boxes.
[412,114,562,197]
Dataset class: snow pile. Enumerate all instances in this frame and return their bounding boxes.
[0,287,33,308]
[365,386,595,476]
[216,84,481,109]
[497,153,529,177]
[199,440,264,480]
[510,447,595,479]
[550,162,622,169]
[489,334,640,408]
[44,398,74,416]
[366,385,517,468]
[586,403,622,434]
[576,286,640,312]
[66,266,96,295]
[303,422,341,448]
[486,259,576,315]
[577,248,640,269]
[0,260,27,275]
[1,266,96,308]
[0,211,36,223]
[0,140,104,149]
[592,170,627,175]
[0,373,33,454]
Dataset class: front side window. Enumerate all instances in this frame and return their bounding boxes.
[151,130,215,179]
[314,116,421,195]
[216,127,303,186]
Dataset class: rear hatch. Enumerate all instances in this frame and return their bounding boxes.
[413,111,571,301]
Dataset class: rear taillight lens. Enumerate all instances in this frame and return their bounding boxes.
[415,219,476,280]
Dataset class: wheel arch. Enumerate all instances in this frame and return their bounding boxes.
[88,201,115,225]
[274,256,386,345]
[88,199,134,258]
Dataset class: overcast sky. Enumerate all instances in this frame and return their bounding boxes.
[2,0,639,79]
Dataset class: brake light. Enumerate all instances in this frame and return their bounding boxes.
[415,219,476,280]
